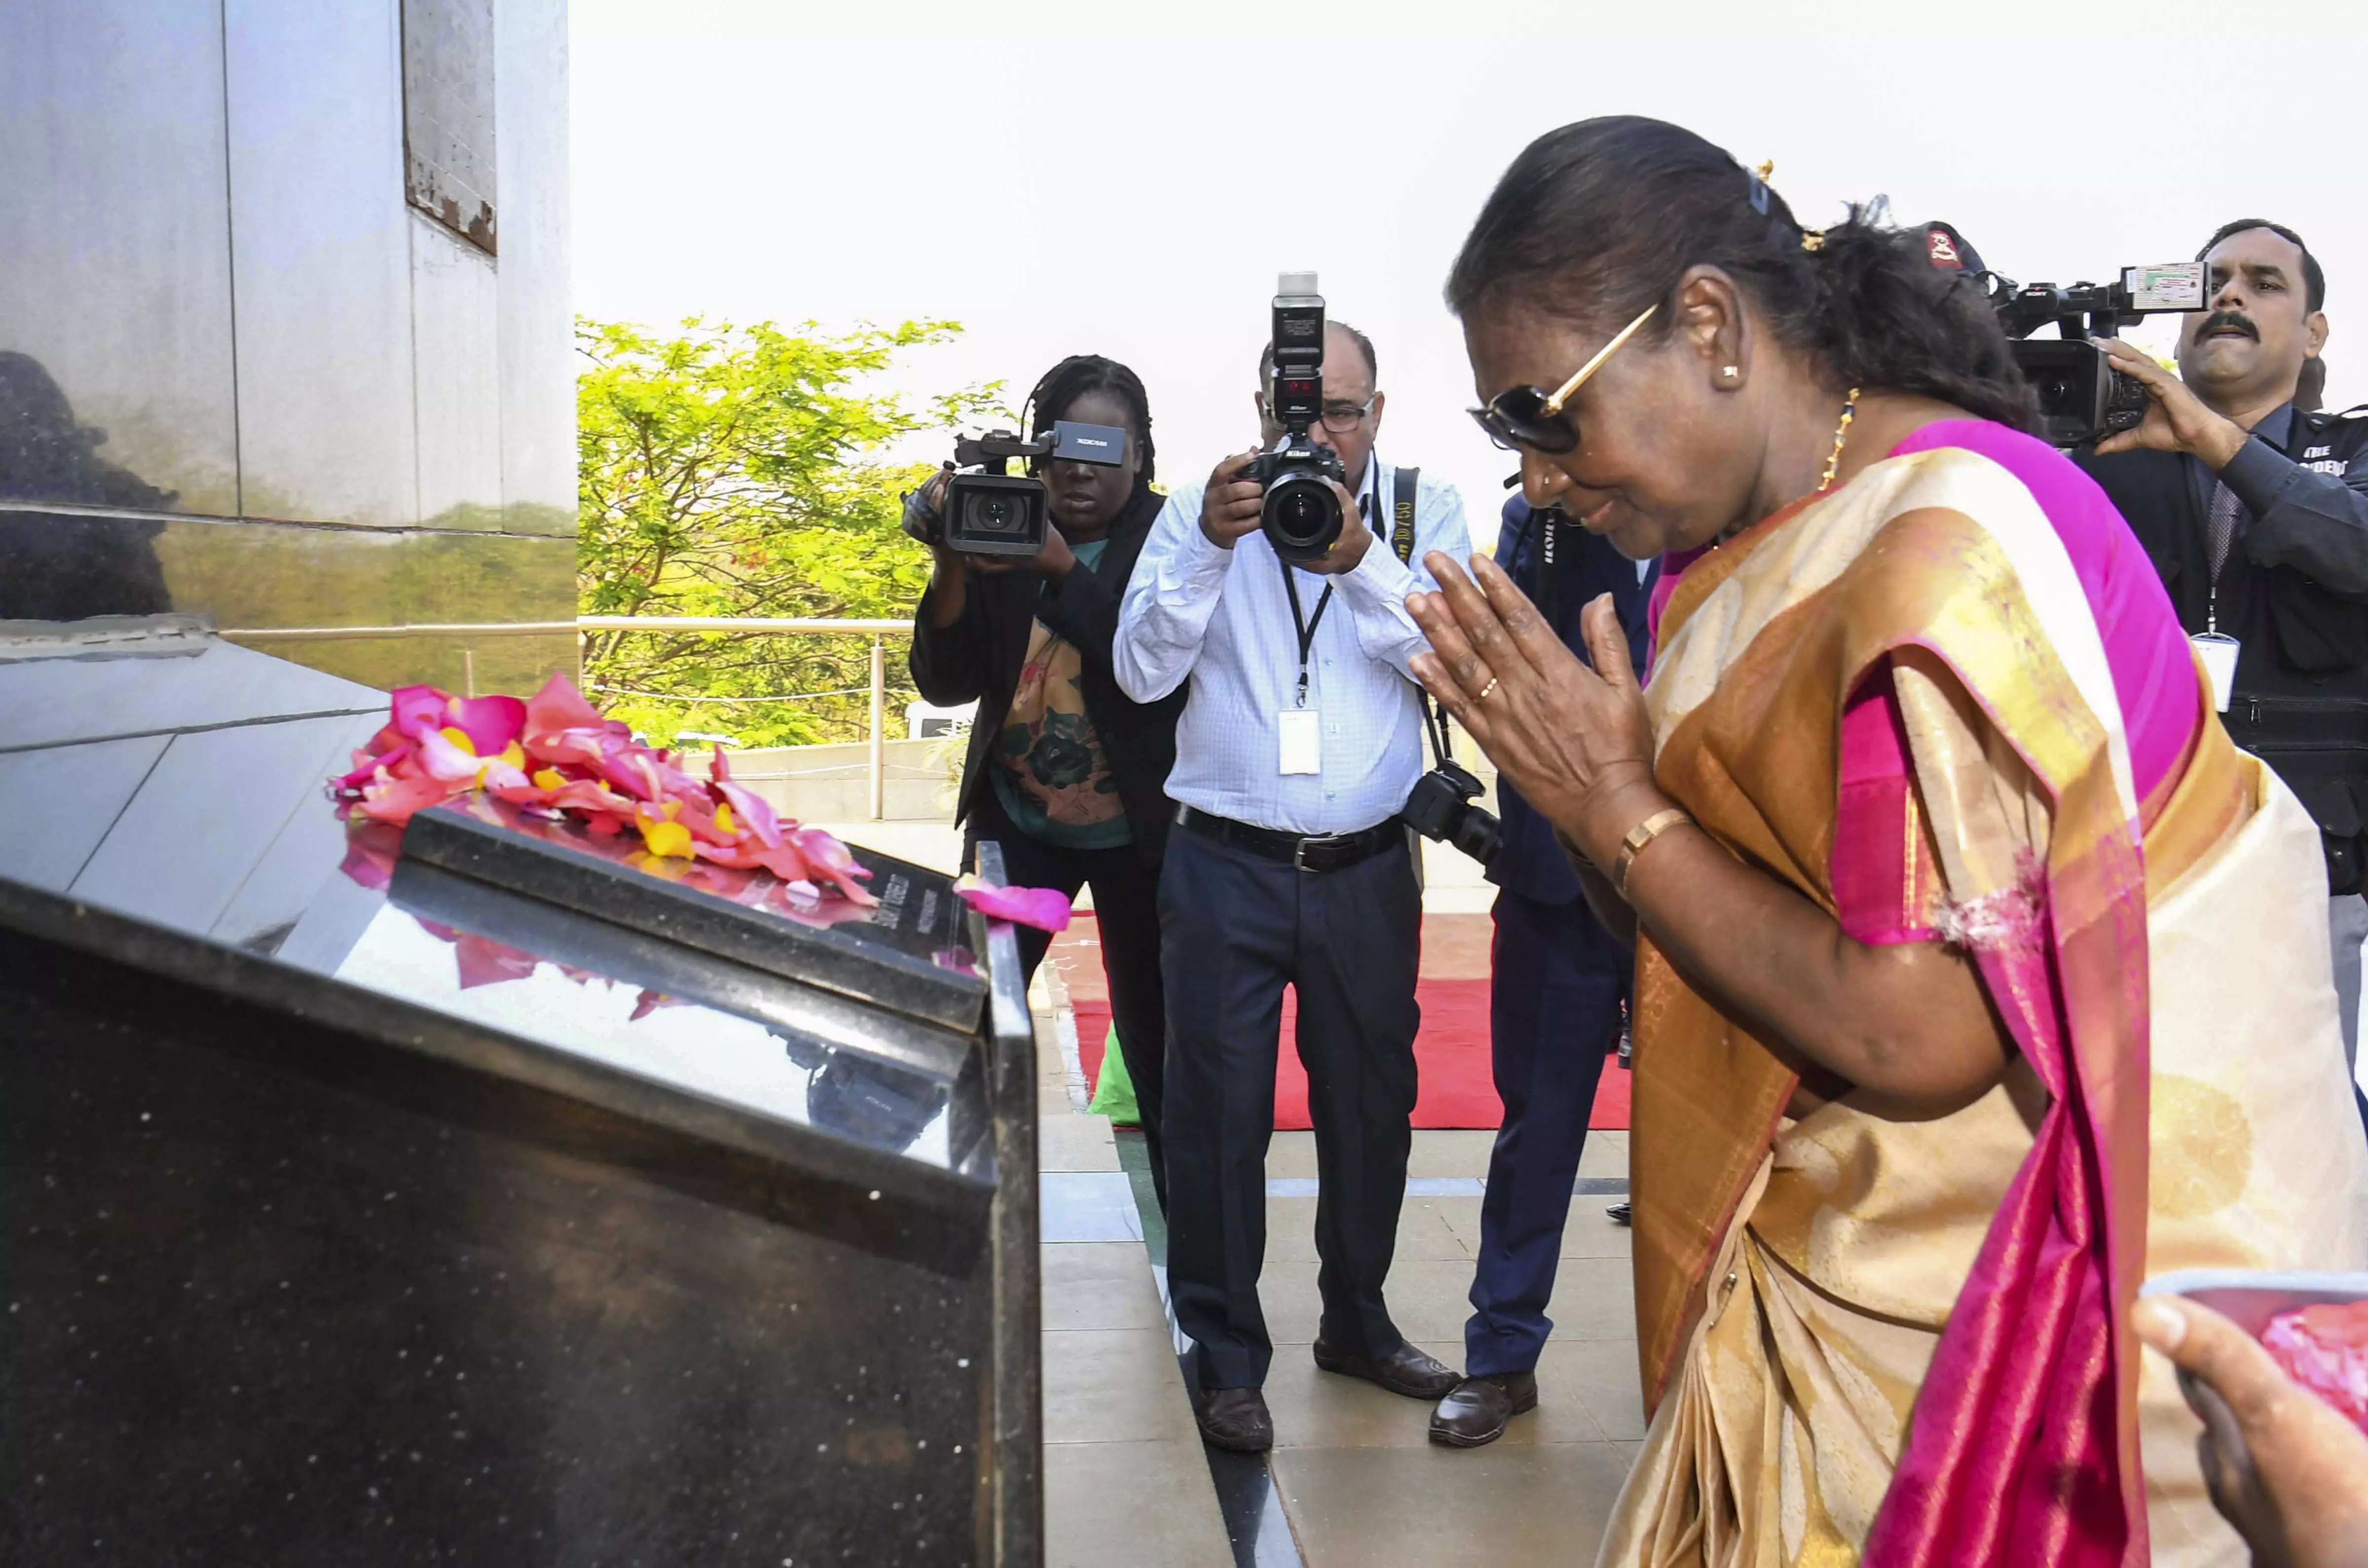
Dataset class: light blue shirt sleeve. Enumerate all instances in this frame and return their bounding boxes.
[1114,482,1230,703]
[1329,478,1472,678]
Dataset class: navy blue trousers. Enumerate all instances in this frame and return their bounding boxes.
[1159,825,1422,1390]
[1463,888,1626,1377]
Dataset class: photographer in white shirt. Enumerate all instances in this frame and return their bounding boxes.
[1115,319,1472,1451]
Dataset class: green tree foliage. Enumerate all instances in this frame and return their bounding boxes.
[576,316,999,748]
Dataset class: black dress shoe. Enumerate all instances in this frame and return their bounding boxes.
[1429,1371,1539,1448]
[1195,1386,1274,1452]
[1311,1338,1461,1399]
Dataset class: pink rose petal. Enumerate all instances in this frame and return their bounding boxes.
[354,768,452,826]
[416,727,485,784]
[390,684,453,741]
[790,826,878,906]
[446,693,527,755]
[334,740,411,793]
[954,878,1073,934]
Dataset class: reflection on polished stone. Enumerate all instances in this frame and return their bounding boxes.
[0,508,577,692]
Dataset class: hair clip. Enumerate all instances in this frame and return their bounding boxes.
[1800,230,1825,253]
[1748,158,1773,217]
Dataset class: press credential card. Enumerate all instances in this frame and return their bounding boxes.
[2192,633,2239,713]
[1278,709,1322,775]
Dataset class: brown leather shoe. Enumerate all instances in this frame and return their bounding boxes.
[1429,1371,1539,1448]
[1195,1386,1274,1452]
[1311,1338,1461,1399]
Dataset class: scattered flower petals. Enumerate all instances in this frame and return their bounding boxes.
[333,669,892,1013]
[791,826,878,907]
[953,875,1073,934]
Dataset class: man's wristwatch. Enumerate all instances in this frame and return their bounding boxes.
[1612,807,1693,898]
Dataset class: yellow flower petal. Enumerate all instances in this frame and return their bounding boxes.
[439,726,478,756]
[714,802,737,836]
[640,819,694,859]
[660,800,682,821]
[532,767,566,791]
[499,740,526,769]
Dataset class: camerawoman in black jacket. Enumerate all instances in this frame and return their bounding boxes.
[908,355,1185,1205]
[2077,219,2368,1072]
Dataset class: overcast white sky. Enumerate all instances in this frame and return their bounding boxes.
[571,0,2368,537]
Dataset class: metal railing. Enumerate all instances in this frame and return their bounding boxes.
[218,615,919,820]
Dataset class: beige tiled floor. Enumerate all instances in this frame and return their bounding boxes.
[1010,822,1649,1566]
[1270,1441,1637,1564]
[1255,1126,1644,1566]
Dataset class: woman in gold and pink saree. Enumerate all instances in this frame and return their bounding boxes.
[1417,117,2368,1567]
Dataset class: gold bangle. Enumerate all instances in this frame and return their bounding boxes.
[1612,806,1693,898]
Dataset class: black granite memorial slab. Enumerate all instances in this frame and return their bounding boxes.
[0,623,1043,1566]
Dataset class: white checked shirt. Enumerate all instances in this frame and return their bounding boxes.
[1115,454,1472,835]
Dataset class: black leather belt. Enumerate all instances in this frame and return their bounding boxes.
[1176,804,1400,875]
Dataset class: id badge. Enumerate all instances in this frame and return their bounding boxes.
[1277,708,1322,775]
[2191,632,2240,713]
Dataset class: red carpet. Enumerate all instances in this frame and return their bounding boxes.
[1058,911,1631,1132]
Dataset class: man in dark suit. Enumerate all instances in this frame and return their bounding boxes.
[2077,221,2368,1075]
[1430,492,1656,1448]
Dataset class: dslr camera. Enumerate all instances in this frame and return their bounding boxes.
[1401,755,1502,866]
[1983,263,2208,447]
[902,421,1129,556]
[1246,271,1349,563]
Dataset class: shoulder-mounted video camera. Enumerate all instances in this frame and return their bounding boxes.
[1248,271,1349,563]
[902,421,1129,556]
[1981,263,2208,447]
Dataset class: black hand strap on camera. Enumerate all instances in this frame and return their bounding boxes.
[1386,466,1456,771]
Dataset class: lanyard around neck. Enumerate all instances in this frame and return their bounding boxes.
[1277,559,1332,709]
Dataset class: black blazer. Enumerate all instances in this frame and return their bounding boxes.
[908,489,1184,868]
[2077,408,2368,890]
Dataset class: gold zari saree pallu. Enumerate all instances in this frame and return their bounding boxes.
[1593,445,2368,1568]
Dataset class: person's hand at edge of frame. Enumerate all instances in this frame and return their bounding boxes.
[1404,550,1662,871]
[2132,1293,2368,1568]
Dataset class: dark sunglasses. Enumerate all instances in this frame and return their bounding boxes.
[1468,303,1658,453]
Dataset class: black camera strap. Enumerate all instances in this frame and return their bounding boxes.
[1391,465,1455,769]
[1390,467,1419,566]
[1278,564,1332,710]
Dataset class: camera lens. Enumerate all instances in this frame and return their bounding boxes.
[966,492,1021,534]
[1260,472,1342,562]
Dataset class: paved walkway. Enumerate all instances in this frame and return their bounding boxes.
[827,817,1644,1565]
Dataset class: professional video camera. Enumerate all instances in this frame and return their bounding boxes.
[1982,262,2208,447]
[1246,271,1350,563]
[901,421,1130,556]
